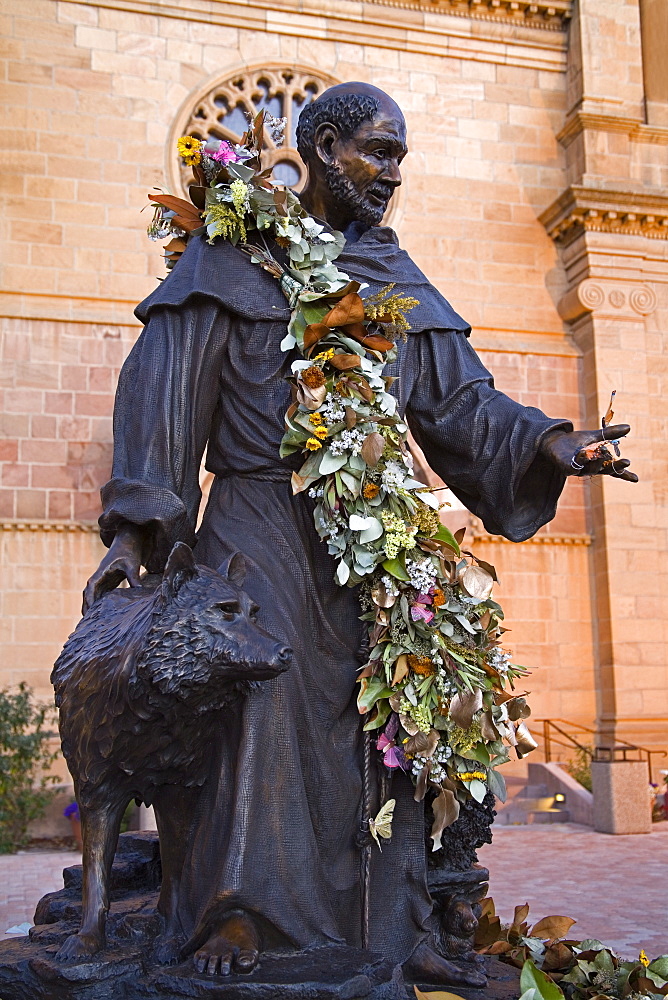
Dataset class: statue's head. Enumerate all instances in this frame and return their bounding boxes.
[296,82,407,230]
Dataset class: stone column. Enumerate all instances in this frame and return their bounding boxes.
[541,0,668,775]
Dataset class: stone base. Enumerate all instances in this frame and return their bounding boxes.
[0,830,518,1000]
[0,938,405,1000]
[591,760,652,834]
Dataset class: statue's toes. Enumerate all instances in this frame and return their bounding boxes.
[234,947,259,974]
[55,932,102,963]
[194,938,236,976]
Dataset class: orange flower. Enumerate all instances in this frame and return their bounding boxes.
[432,588,445,608]
[407,654,435,676]
[301,366,326,389]
[313,426,328,440]
[363,483,380,500]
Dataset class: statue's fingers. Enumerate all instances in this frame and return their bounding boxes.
[601,422,630,440]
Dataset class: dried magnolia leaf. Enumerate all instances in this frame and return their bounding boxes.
[399,712,419,736]
[303,323,329,350]
[414,987,469,1000]
[361,432,385,468]
[323,291,365,327]
[531,916,576,941]
[454,526,466,545]
[346,326,394,353]
[480,710,499,741]
[488,941,513,955]
[404,728,439,759]
[389,693,403,713]
[372,580,396,609]
[296,381,327,410]
[513,903,530,927]
[391,654,409,686]
[344,407,357,429]
[329,353,361,370]
[514,720,538,757]
[414,764,430,802]
[460,565,494,600]
[430,787,460,849]
[448,688,483,730]
[506,696,531,722]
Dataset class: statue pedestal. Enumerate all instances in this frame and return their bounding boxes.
[0,831,519,1000]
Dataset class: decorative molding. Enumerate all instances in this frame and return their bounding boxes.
[557,111,668,148]
[540,186,668,246]
[0,291,142,328]
[557,279,658,322]
[365,0,572,30]
[79,1,569,73]
[470,529,591,546]
[1,520,99,533]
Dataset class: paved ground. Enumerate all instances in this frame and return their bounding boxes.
[479,822,668,961]
[1,825,666,962]
[0,849,80,942]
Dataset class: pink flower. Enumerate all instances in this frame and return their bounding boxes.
[211,141,239,165]
[411,604,434,624]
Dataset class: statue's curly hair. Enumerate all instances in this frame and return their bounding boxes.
[296,92,380,163]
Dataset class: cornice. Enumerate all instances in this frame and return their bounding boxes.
[365,0,572,30]
[557,111,668,148]
[80,0,569,70]
[470,530,591,545]
[540,186,668,247]
[1,518,590,546]
[1,520,99,533]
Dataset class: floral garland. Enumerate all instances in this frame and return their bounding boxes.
[148,112,536,847]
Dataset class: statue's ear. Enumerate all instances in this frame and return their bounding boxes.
[161,542,197,601]
[218,552,247,589]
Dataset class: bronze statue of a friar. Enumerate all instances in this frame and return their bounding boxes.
[39,81,635,995]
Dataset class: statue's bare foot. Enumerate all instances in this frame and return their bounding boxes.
[55,930,103,963]
[193,911,260,976]
[404,942,487,988]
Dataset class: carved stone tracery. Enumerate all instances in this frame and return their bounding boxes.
[169,65,339,198]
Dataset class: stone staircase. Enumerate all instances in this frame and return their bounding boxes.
[495,781,571,825]
[494,761,594,827]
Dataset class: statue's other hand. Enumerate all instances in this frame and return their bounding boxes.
[541,424,638,483]
[82,524,145,614]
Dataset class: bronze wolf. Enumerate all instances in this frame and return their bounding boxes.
[51,541,291,962]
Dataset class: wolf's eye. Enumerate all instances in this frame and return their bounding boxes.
[215,602,240,620]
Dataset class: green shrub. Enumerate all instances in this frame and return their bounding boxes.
[0,683,60,853]
[564,744,592,792]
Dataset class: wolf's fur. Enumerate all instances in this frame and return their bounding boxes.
[51,542,290,963]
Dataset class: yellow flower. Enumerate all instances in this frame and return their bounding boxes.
[458,771,487,782]
[306,437,322,451]
[363,483,379,500]
[309,413,323,426]
[639,950,649,967]
[313,426,328,440]
[432,587,445,608]
[315,348,335,362]
[177,135,202,165]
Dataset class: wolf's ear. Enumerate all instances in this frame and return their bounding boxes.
[218,552,247,589]
[161,542,197,601]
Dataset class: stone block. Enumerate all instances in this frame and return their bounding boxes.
[591,760,652,835]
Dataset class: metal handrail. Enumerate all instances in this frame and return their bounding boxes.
[535,718,667,778]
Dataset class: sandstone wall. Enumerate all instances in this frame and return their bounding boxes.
[0,0,665,775]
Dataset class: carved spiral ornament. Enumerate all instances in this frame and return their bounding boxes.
[577,280,606,312]
[168,65,340,197]
[629,285,658,315]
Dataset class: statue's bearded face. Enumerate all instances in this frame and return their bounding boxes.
[325,111,407,226]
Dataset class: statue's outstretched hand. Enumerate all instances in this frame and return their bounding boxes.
[541,424,638,483]
[82,524,145,614]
